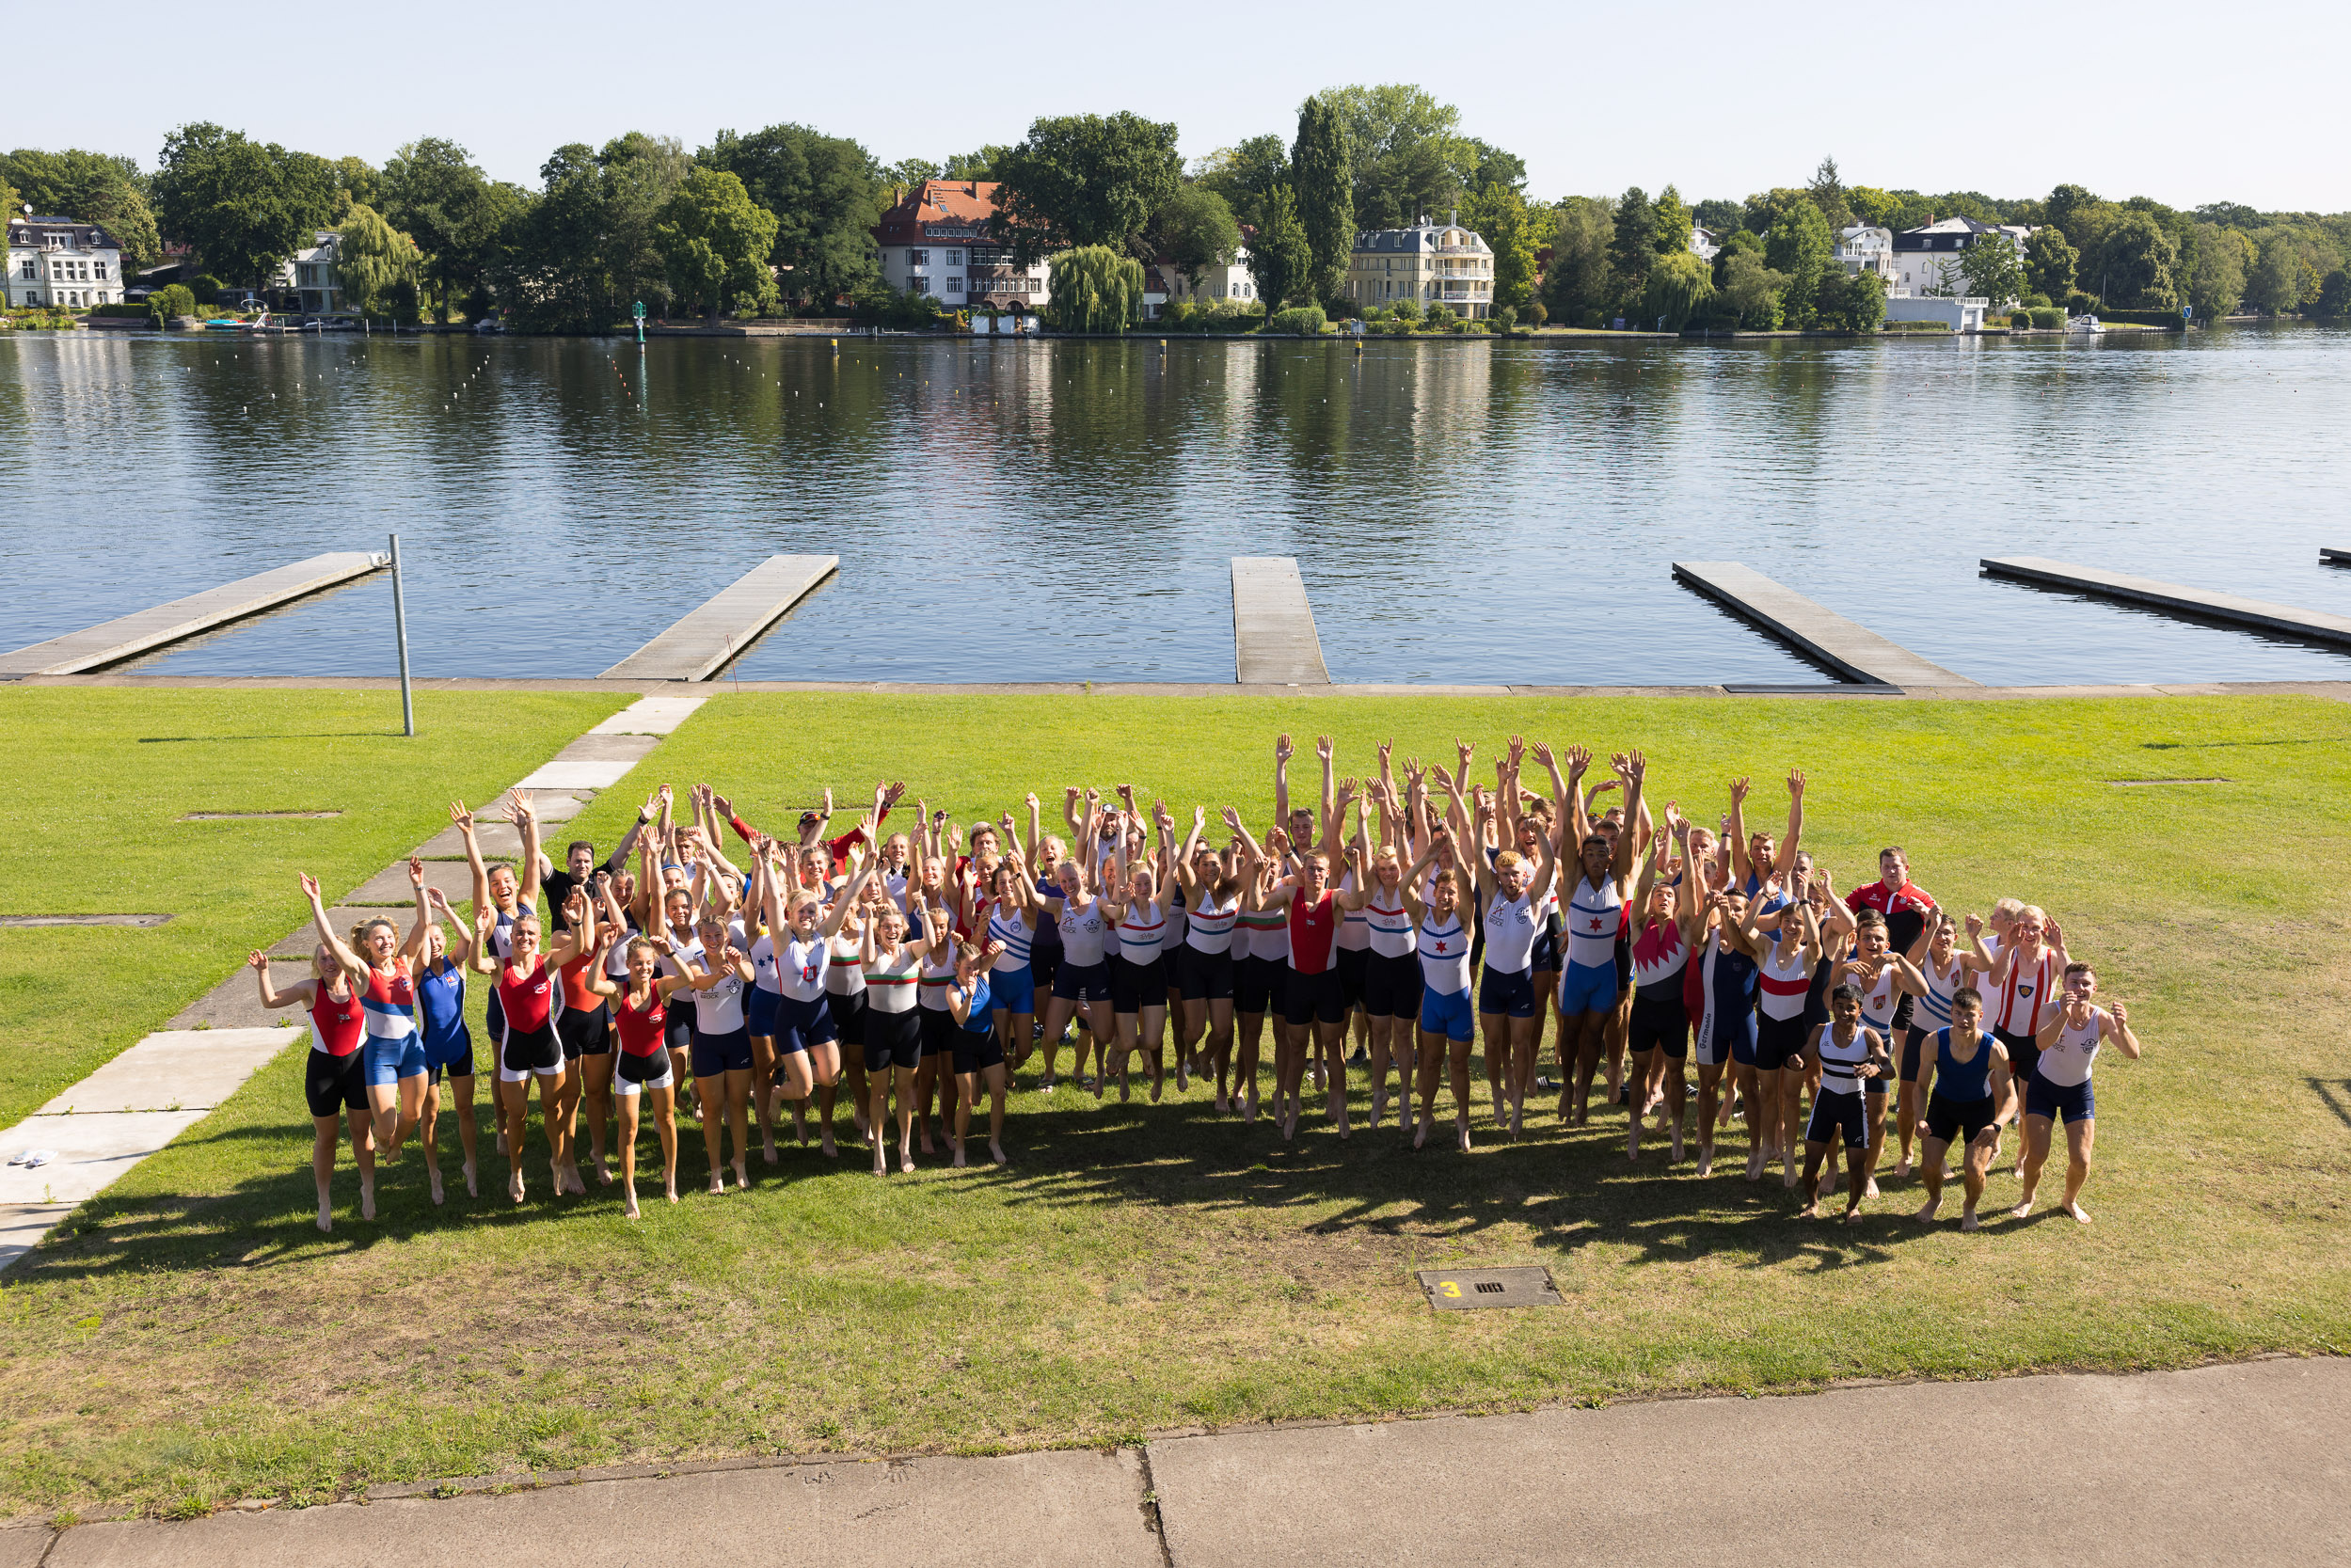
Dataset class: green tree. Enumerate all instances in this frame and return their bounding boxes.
[1191,135,1290,232]
[1806,155,1853,231]
[1321,83,1476,230]
[1461,182,1535,315]
[880,157,940,197]
[1762,197,1834,326]
[489,144,611,333]
[2245,232,2306,315]
[332,155,378,213]
[1651,183,1691,256]
[152,123,341,290]
[1958,234,2024,307]
[943,146,1012,182]
[1152,185,1240,292]
[1291,93,1354,308]
[0,170,16,222]
[1609,186,1654,312]
[380,139,518,321]
[654,168,781,319]
[2314,269,2351,319]
[1044,245,1144,332]
[1641,248,1713,330]
[1716,246,1785,329]
[2185,223,2248,321]
[1464,138,1526,194]
[1542,196,1614,325]
[993,112,1183,264]
[332,202,421,316]
[2095,211,2179,308]
[701,123,882,306]
[596,133,692,315]
[1247,184,1312,309]
[2025,226,2078,302]
[1740,187,1812,241]
[1691,197,1742,237]
[0,148,164,269]
[1814,268,1886,331]
[1845,185,1906,231]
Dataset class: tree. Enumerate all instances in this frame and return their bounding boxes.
[1762,197,1834,326]
[992,112,1183,264]
[596,133,692,313]
[1246,184,1311,310]
[332,202,421,316]
[1543,196,1614,325]
[1716,247,1785,329]
[0,148,164,269]
[380,139,516,321]
[655,168,780,319]
[2095,210,2178,308]
[1291,94,1354,308]
[1740,187,1812,241]
[2315,269,2351,319]
[1044,245,1144,332]
[1958,233,2024,308]
[2025,225,2078,302]
[332,155,378,213]
[152,123,340,290]
[1464,138,1526,194]
[1321,83,1476,230]
[1691,198,1742,237]
[701,123,882,305]
[1806,155,1853,231]
[2245,232,2306,315]
[1461,182,1535,315]
[1845,185,1907,231]
[1814,268,1886,331]
[880,157,940,196]
[2185,223,2248,321]
[1641,249,1713,331]
[1609,186,1654,311]
[490,143,610,332]
[944,146,1012,182]
[1191,135,1291,232]
[1651,184,1691,256]
[1152,185,1240,291]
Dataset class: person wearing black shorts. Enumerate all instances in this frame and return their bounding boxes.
[947,938,1011,1167]
[249,916,377,1234]
[1173,808,1246,1109]
[1911,989,2014,1232]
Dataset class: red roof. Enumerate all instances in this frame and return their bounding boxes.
[873,180,1003,246]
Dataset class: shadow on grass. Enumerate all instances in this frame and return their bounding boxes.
[20,1064,1931,1287]
[2311,1077,2351,1131]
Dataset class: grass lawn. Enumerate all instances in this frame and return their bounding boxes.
[2,691,2347,1518]
[0,688,627,1129]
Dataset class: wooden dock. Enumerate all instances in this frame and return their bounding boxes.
[1231,557,1331,685]
[1981,556,2351,648]
[598,555,837,681]
[0,552,388,677]
[1672,562,1978,687]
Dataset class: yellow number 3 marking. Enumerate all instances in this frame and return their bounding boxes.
[1438,1281,1462,1298]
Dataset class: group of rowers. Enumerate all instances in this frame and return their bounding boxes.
[248,734,2142,1233]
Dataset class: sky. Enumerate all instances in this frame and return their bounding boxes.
[33,0,2350,214]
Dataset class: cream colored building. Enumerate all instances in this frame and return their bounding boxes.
[1345,214,1494,318]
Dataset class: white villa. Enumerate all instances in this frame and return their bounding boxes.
[7,214,123,309]
[1345,214,1494,318]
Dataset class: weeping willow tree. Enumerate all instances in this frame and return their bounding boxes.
[334,202,423,316]
[1044,245,1145,333]
[1641,248,1714,332]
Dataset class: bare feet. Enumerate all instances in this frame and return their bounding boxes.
[820,1129,838,1159]
[623,1189,642,1219]
[733,1154,750,1190]
[898,1138,915,1174]
[461,1158,478,1198]
[1455,1116,1471,1154]
[1894,1155,1913,1179]
[990,1140,1008,1165]
[2059,1201,2091,1224]
[1863,1179,1882,1199]
[707,1169,725,1195]
[1842,1207,1863,1225]
[1745,1147,1763,1181]
[953,1140,968,1169]
[1960,1209,1981,1232]
[665,1180,679,1205]
[1798,1200,1820,1219]
[1695,1146,1714,1178]
[871,1145,886,1176]
[359,1175,376,1221]
[508,1169,526,1205]
[2009,1196,2035,1219]
[428,1167,446,1206]
[1914,1196,1942,1223]
[316,1200,333,1233]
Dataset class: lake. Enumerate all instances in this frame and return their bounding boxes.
[4,324,2348,686]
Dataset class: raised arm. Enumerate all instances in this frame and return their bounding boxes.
[2107,1000,2141,1059]
[1726,775,1753,889]
[512,793,545,908]
[246,948,313,1010]
[1316,734,1338,848]
[1612,751,1645,883]
[451,800,491,915]
[1772,769,1805,883]
[300,873,367,982]
[424,886,475,970]
[1273,733,1295,830]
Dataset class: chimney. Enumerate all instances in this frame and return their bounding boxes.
[1448,208,1457,227]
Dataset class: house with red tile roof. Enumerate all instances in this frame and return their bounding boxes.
[872,180,1052,312]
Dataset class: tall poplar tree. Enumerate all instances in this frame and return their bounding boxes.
[1290,94,1354,309]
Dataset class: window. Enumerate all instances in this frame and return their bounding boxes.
[94,262,106,279]
[946,276,963,293]
[909,249,930,266]
[946,250,962,266]
[911,277,930,294]
[15,261,29,279]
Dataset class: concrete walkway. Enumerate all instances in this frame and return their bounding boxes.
[0,695,703,1274]
[6,1359,2340,1565]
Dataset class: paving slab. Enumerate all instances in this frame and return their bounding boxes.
[0,1205,75,1278]
[0,552,387,677]
[343,858,478,907]
[167,972,294,1031]
[37,1030,296,1116]
[0,1111,211,1211]
[599,555,837,682]
[45,1449,1153,1568]
[1231,556,1331,685]
[1983,555,2351,647]
[587,695,707,735]
[1149,1357,2351,1567]
[265,908,399,956]
[412,819,524,860]
[1674,561,1978,686]
[522,788,595,824]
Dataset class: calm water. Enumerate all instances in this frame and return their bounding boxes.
[4,325,2349,686]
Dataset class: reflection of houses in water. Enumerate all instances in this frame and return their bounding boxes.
[1346,342,1492,453]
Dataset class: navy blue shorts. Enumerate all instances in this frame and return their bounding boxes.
[773,991,835,1055]
[1478,964,1537,1021]
[423,1024,474,1083]
[747,984,785,1037]
[690,1025,753,1078]
[1806,1086,1868,1149]
[2026,1072,2095,1124]
[1053,959,1112,1004]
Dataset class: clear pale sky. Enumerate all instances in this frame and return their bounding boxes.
[39,0,2347,214]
